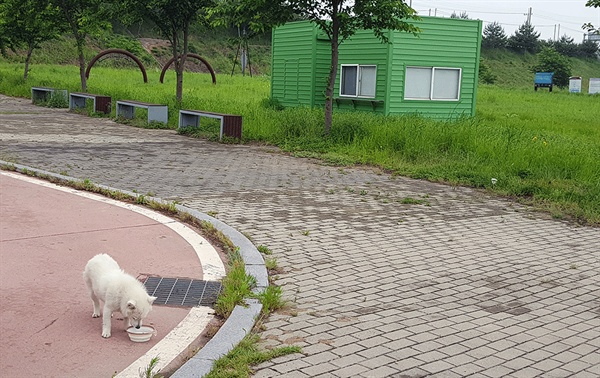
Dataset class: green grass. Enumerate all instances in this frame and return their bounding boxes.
[138,356,162,378]
[214,249,257,318]
[481,48,600,92]
[1,62,599,225]
[214,247,287,318]
[257,245,273,255]
[204,333,301,378]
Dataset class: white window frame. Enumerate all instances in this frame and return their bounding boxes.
[339,64,377,99]
[404,66,462,101]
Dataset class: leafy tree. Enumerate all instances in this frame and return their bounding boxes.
[582,22,598,34]
[210,0,420,134]
[508,22,540,54]
[450,11,470,19]
[209,0,295,76]
[579,23,600,58]
[209,0,294,34]
[478,58,497,84]
[0,0,63,79]
[576,39,599,58]
[482,22,507,49]
[552,35,577,57]
[586,0,599,7]
[50,0,114,91]
[0,36,7,56]
[531,47,571,88]
[120,0,215,102]
[0,17,8,56]
[297,0,420,134]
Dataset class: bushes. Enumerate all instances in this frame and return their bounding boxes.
[97,33,157,67]
[482,21,508,49]
[531,47,572,88]
[542,37,599,59]
[479,58,497,84]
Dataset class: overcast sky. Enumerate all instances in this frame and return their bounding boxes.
[410,0,600,42]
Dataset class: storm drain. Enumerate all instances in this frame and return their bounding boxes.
[143,276,222,307]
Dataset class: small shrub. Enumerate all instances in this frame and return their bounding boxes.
[260,97,284,111]
[205,333,300,378]
[47,91,68,108]
[479,58,497,84]
[257,245,272,255]
[329,116,368,144]
[264,257,277,271]
[138,356,162,378]
[257,285,285,316]
[214,250,256,318]
[531,47,572,88]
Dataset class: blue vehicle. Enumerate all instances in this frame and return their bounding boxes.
[534,72,554,92]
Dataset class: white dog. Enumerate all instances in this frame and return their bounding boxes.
[83,254,157,338]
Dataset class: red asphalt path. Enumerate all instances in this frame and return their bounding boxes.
[0,172,212,377]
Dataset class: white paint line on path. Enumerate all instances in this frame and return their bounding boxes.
[1,171,226,376]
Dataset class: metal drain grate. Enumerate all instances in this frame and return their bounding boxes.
[143,276,222,307]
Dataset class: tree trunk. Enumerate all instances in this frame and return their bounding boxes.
[78,50,87,91]
[76,34,87,91]
[324,4,341,135]
[24,46,33,80]
[179,25,190,103]
[324,46,338,135]
[173,29,188,103]
[176,64,184,103]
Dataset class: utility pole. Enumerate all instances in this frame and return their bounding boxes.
[526,7,532,25]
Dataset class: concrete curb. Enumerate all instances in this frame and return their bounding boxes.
[0,160,266,377]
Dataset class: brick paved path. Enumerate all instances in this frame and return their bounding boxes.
[1,94,599,377]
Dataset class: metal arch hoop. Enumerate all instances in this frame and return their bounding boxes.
[86,49,148,83]
[159,54,217,85]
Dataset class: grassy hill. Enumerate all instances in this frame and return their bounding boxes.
[0,28,273,76]
[2,29,599,85]
[481,48,600,91]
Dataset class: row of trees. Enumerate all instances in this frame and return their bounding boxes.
[0,0,420,134]
[0,0,216,96]
[482,21,599,58]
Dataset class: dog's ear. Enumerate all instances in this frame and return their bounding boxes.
[148,296,157,305]
[127,300,137,310]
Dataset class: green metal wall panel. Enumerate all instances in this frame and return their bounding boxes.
[333,29,390,114]
[389,17,482,119]
[271,17,482,120]
[313,39,331,107]
[271,22,317,107]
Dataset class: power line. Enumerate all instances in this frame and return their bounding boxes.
[536,9,593,23]
[414,3,590,40]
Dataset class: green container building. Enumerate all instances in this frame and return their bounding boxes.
[271,17,483,119]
